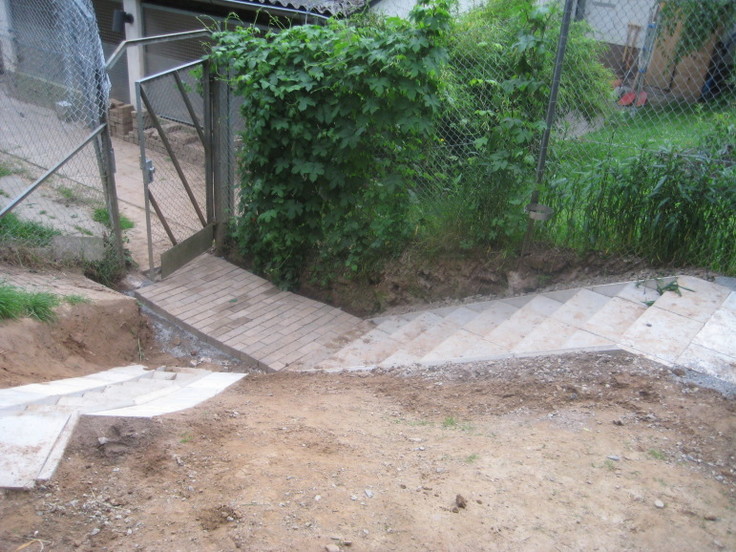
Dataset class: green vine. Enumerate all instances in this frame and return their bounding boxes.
[208,0,451,288]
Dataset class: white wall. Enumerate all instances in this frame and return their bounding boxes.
[581,0,655,48]
[0,0,16,73]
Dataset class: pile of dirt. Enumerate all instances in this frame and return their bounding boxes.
[0,298,147,388]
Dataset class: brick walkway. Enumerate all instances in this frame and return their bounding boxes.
[135,254,369,371]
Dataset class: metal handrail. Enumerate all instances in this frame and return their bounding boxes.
[106,30,212,71]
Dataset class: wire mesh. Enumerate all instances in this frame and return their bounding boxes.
[0,0,114,259]
[137,62,208,259]
[541,0,735,270]
[398,0,734,271]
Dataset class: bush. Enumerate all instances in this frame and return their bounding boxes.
[209,0,451,288]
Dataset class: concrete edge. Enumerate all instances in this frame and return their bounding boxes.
[134,292,273,373]
[300,345,626,374]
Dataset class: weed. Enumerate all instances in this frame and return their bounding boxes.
[603,459,616,471]
[73,225,94,236]
[179,432,193,443]
[0,163,12,178]
[64,294,90,305]
[57,186,76,202]
[648,449,667,461]
[464,453,479,464]
[442,416,458,428]
[83,241,126,288]
[92,207,134,230]
[0,189,8,197]
[442,416,474,431]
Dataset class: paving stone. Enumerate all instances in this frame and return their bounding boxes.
[652,276,731,323]
[621,307,704,364]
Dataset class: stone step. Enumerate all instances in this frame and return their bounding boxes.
[379,311,476,368]
[484,295,565,351]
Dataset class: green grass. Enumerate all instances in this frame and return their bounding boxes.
[64,294,90,305]
[648,449,667,461]
[0,163,13,178]
[0,283,60,322]
[92,207,134,230]
[0,212,60,246]
[74,225,94,236]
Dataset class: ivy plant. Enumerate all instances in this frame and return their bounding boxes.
[208,0,451,288]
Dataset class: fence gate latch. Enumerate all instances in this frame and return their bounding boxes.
[145,159,155,183]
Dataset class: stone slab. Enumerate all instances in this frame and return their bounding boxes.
[0,412,72,489]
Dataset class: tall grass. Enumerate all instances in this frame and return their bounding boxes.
[544,113,736,274]
[0,284,60,322]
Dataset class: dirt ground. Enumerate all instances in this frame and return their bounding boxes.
[1,290,735,552]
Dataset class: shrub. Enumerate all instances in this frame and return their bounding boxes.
[209,0,452,288]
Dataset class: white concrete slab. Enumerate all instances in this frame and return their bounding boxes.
[89,373,246,418]
[652,276,731,323]
[621,307,705,364]
[462,301,518,336]
[0,412,72,488]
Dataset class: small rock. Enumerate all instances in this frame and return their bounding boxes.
[90,527,100,536]
[325,545,340,552]
[613,420,624,426]
[654,500,665,509]
[364,489,374,499]
[704,514,718,521]
[314,495,321,502]
[455,494,467,509]
[607,455,621,462]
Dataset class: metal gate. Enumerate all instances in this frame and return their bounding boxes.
[136,59,230,278]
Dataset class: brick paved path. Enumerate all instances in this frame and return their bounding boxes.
[135,254,369,371]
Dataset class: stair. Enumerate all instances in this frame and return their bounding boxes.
[0,365,245,489]
[314,276,736,382]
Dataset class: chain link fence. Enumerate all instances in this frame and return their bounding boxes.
[0,0,120,266]
[542,0,735,272]
[401,0,735,273]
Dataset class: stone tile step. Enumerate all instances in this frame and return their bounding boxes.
[0,365,151,414]
[421,329,504,364]
[0,411,74,489]
[88,372,246,418]
[461,301,519,336]
[549,289,611,328]
[485,295,564,350]
[379,318,468,368]
[620,307,705,365]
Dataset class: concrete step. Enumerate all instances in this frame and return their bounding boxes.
[379,309,478,368]
[484,295,564,351]
[0,366,246,489]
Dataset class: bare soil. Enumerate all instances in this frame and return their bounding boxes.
[0,282,735,551]
[297,245,719,317]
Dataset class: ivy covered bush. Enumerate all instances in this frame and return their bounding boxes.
[209,0,451,288]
